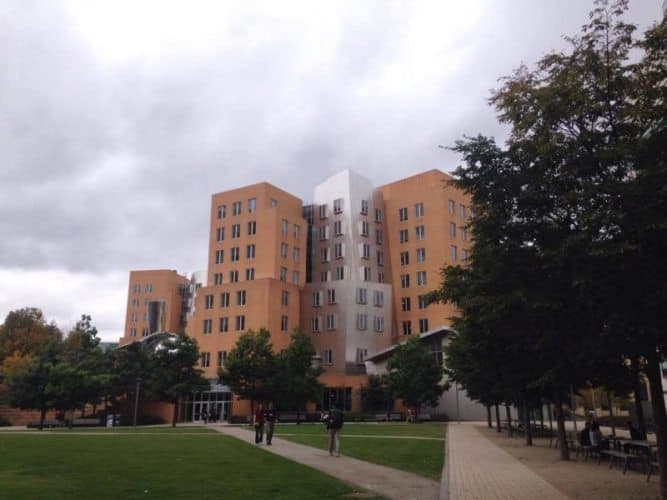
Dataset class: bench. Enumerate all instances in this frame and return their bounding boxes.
[27,420,61,428]
[575,445,597,461]
[389,413,403,422]
[375,413,388,422]
[417,413,432,421]
[647,461,659,482]
[71,418,103,427]
[599,449,640,473]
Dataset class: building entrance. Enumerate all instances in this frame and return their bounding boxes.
[181,391,232,423]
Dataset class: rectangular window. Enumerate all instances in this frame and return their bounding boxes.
[374,316,384,333]
[145,283,152,293]
[293,270,300,285]
[333,198,343,214]
[419,318,429,333]
[245,268,254,280]
[460,204,466,219]
[415,225,425,240]
[292,247,300,262]
[460,227,467,241]
[448,199,455,214]
[356,287,368,304]
[415,202,424,218]
[323,349,333,365]
[416,247,426,262]
[376,229,383,245]
[203,319,212,334]
[280,267,287,282]
[319,225,329,241]
[401,274,410,288]
[450,245,458,261]
[333,220,342,236]
[229,270,239,283]
[356,348,368,364]
[375,208,383,223]
[281,219,289,236]
[129,328,137,337]
[281,290,289,306]
[377,250,384,266]
[201,352,210,367]
[320,270,329,282]
[217,205,226,219]
[417,270,427,286]
[219,317,229,333]
[294,224,301,240]
[402,320,412,336]
[361,244,370,259]
[326,314,336,331]
[232,201,242,216]
[235,315,245,331]
[231,247,240,261]
[311,316,321,333]
[319,204,328,219]
[217,350,227,367]
[378,272,385,283]
[142,327,149,337]
[418,295,428,309]
[312,290,323,307]
[216,227,225,241]
[361,200,369,215]
[215,249,224,264]
[449,222,457,237]
[357,313,368,330]
[400,251,409,267]
[327,288,336,304]
[270,198,278,208]
[248,198,256,213]
[320,247,330,263]
[363,266,372,282]
[399,207,408,221]
[361,221,369,236]
[335,266,344,280]
[133,283,141,293]
[220,292,230,308]
[401,297,411,311]
[214,272,223,285]
[281,242,289,258]
[247,220,256,235]
[399,229,408,244]
[204,294,214,309]
[246,244,256,259]
[462,249,469,261]
[335,243,344,259]
[236,290,246,306]
[274,314,285,332]
[373,290,384,307]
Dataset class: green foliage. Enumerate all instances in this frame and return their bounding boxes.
[360,375,393,413]
[0,308,61,365]
[386,337,445,411]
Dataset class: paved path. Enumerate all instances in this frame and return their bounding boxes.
[444,423,569,500]
[213,425,440,500]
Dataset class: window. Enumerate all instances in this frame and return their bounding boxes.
[416,247,426,262]
[312,290,323,307]
[292,270,300,285]
[448,199,455,214]
[335,266,345,280]
[236,290,246,306]
[469,207,474,219]
[319,225,329,241]
[462,249,469,261]
[215,249,224,264]
[357,313,368,330]
[399,207,408,221]
[333,220,342,236]
[294,224,301,240]
[323,349,333,365]
[356,287,368,304]
[400,274,410,288]
[217,350,227,367]
[401,297,411,311]
[419,318,429,333]
[335,243,345,259]
[320,270,329,282]
[418,295,428,309]
[373,290,384,307]
[216,227,225,241]
[280,267,287,282]
[219,317,229,333]
[204,294,214,309]
[245,268,254,280]
[333,198,343,214]
[281,242,289,258]
[326,314,337,331]
[402,320,412,336]
[247,220,256,235]
[415,202,424,218]
[131,298,139,307]
[377,250,384,266]
[231,223,241,239]
[280,315,288,331]
[133,283,141,293]
[145,283,153,293]
[376,229,383,244]
[460,227,467,241]
[320,247,330,263]
[232,201,242,216]
[270,198,278,208]
[311,316,321,333]
[460,204,466,218]
[415,225,425,240]
[327,288,336,304]
[399,229,408,243]
[129,327,137,337]
[248,198,256,213]
[374,316,384,332]
[217,205,226,219]
[417,271,427,286]
[203,319,212,334]
[231,247,240,261]
[142,327,149,337]
[361,200,368,215]
[246,244,255,259]
[375,208,383,222]
[281,290,289,306]
[319,204,328,219]
[363,266,372,282]
[449,222,456,237]
[361,221,369,236]
[281,219,288,236]
[214,272,223,285]
[220,292,230,308]
[235,315,246,331]
[400,251,409,267]
[450,245,458,261]
[229,270,239,283]
[378,272,385,283]
[361,244,370,259]
[293,247,300,262]
[200,352,210,367]
[356,348,368,364]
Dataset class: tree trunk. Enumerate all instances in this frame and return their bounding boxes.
[39,406,46,431]
[172,399,179,427]
[633,368,648,440]
[250,399,255,423]
[495,404,501,432]
[607,391,616,437]
[296,409,301,425]
[486,405,492,428]
[524,398,533,446]
[645,353,667,500]
[505,404,513,437]
[548,402,553,434]
[555,393,570,460]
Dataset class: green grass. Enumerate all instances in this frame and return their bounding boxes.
[0,428,384,499]
[274,423,446,480]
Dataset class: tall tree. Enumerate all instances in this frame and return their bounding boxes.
[360,375,393,415]
[0,308,61,366]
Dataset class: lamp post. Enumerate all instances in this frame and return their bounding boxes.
[133,377,142,429]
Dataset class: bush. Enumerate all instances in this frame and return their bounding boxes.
[0,416,12,427]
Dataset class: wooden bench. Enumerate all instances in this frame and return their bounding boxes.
[599,449,640,473]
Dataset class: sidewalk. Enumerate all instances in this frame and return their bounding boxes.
[213,425,440,500]
[444,423,569,500]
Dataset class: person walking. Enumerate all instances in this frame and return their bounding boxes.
[326,403,344,457]
[254,404,265,444]
[263,403,277,445]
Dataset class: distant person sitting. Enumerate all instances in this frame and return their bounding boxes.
[627,421,641,440]
[579,421,592,447]
[589,421,603,448]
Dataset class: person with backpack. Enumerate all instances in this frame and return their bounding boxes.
[325,403,344,457]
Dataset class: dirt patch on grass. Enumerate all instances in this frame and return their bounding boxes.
[476,425,659,500]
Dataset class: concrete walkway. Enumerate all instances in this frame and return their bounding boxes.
[213,425,440,500]
[444,423,569,500]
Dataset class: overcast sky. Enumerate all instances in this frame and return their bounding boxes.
[1,0,661,341]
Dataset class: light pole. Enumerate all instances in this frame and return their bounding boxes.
[133,377,142,429]
[455,383,460,423]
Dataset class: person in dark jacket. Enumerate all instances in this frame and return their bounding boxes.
[579,421,592,446]
[254,404,265,444]
[263,403,277,445]
[325,404,344,457]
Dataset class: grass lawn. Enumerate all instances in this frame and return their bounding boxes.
[0,427,384,499]
[274,423,446,481]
